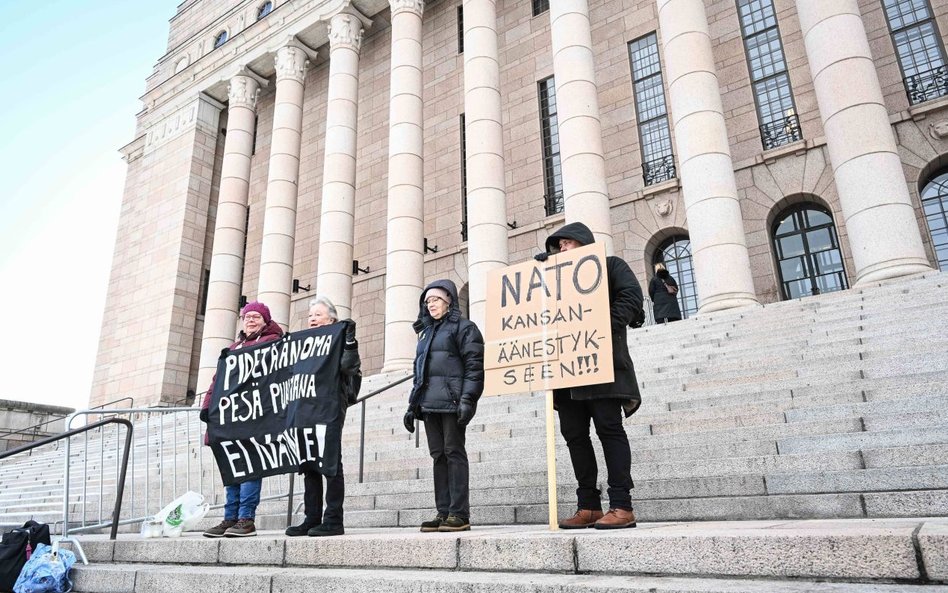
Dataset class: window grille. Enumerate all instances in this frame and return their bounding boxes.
[882,0,948,105]
[538,77,563,216]
[629,33,676,186]
[737,0,802,150]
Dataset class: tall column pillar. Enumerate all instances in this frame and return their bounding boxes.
[796,1,931,283]
[657,0,758,312]
[550,0,612,252]
[463,0,509,329]
[383,0,425,371]
[315,12,364,319]
[196,75,261,391]
[257,44,309,328]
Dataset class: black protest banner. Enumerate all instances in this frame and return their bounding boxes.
[483,242,614,396]
[207,323,346,486]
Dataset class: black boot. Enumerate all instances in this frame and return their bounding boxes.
[285,519,320,537]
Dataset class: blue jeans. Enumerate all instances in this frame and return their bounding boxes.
[224,479,262,520]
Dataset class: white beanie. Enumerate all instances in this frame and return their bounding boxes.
[424,287,452,304]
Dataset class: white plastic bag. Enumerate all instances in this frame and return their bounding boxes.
[152,491,210,537]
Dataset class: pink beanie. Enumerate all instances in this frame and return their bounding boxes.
[241,301,272,323]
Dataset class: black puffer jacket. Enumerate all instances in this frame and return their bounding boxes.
[544,222,643,416]
[408,279,485,414]
[649,270,682,321]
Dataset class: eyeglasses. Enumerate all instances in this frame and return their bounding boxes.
[242,313,264,320]
[425,297,446,305]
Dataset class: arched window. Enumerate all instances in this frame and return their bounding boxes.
[920,169,948,270]
[213,30,228,49]
[653,236,698,319]
[257,2,273,20]
[772,204,847,299]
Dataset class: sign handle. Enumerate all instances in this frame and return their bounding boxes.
[545,389,558,531]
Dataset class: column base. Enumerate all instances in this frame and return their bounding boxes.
[696,293,761,314]
[854,260,934,287]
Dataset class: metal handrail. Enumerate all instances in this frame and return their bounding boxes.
[355,373,415,483]
[0,417,133,564]
[0,396,134,441]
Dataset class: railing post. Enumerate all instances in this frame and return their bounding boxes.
[359,399,366,483]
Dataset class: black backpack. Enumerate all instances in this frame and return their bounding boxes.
[0,520,51,592]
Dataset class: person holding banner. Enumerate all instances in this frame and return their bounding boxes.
[285,295,361,537]
[535,222,643,530]
[199,301,284,538]
[403,279,484,532]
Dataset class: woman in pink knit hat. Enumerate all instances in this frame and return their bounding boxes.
[199,301,284,538]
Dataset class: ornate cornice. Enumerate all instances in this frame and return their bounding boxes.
[389,0,424,18]
[328,12,364,52]
[274,45,309,83]
[227,75,260,110]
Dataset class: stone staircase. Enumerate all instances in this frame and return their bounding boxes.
[2,271,947,589]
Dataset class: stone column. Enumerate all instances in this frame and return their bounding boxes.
[196,75,261,391]
[657,0,759,312]
[463,0,509,328]
[796,1,931,283]
[383,0,425,371]
[550,0,613,252]
[315,12,364,319]
[257,44,309,328]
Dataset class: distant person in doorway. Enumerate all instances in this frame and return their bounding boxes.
[285,295,362,537]
[200,301,284,538]
[535,222,643,529]
[403,280,484,533]
[650,262,682,324]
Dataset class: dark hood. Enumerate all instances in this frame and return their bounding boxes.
[416,278,462,327]
[544,222,596,254]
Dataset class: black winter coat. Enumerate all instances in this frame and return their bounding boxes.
[544,222,643,416]
[649,270,682,321]
[408,279,485,414]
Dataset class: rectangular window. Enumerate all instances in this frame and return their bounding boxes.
[882,0,948,105]
[533,0,549,17]
[460,113,469,240]
[457,6,464,54]
[737,0,802,150]
[628,33,676,186]
[538,77,563,216]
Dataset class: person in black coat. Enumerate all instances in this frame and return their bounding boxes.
[535,222,642,530]
[285,295,362,538]
[403,279,484,532]
[650,262,682,324]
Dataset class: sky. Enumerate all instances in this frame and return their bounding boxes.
[0,1,179,410]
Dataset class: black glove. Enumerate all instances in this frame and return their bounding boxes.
[534,251,549,262]
[457,401,475,426]
[199,408,209,423]
[343,318,357,344]
[403,409,416,433]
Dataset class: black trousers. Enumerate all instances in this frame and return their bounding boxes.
[555,394,634,511]
[303,461,345,526]
[423,412,469,519]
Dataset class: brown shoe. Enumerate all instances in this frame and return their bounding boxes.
[594,508,636,529]
[558,509,604,529]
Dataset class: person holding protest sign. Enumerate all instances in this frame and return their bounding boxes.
[285,295,361,538]
[650,262,682,324]
[199,301,284,537]
[535,222,643,529]
[403,280,484,532]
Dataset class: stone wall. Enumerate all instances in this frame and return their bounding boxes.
[0,400,74,453]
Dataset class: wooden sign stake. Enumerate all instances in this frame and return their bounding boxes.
[545,389,558,531]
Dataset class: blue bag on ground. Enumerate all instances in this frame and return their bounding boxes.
[12,544,76,593]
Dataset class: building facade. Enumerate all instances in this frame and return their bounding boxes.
[91,0,948,407]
